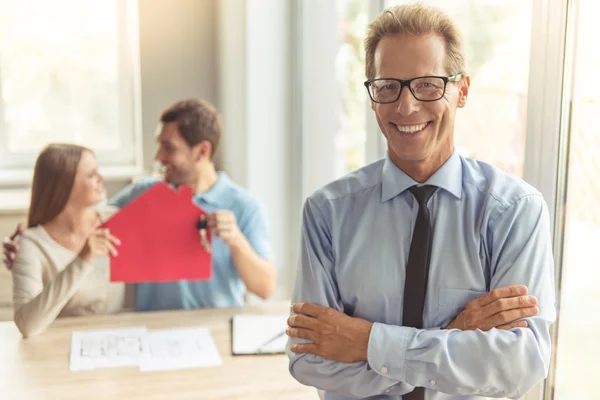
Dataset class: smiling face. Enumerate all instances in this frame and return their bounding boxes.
[371,33,470,178]
[68,150,106,207]
[154,122,210,186]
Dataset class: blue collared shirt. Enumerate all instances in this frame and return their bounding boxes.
[108,172,272,312]
[287,151,556,400]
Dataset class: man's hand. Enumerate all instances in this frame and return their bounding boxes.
[206,211,242,247]
[447,285,539,331]
[3,223,24,270]
[287,303,373,363]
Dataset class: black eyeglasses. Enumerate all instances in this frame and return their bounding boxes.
[364,74,462,103]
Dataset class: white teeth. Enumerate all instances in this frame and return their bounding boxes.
[395,122,428,133]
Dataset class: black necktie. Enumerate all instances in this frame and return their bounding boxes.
[403,185,437,400]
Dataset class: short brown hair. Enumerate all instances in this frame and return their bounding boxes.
[160,99,222,158]
[28,143,91,227]
[365,3,467,79]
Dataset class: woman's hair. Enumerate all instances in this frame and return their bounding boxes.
[364,3,468,79]
[27,143,92,227]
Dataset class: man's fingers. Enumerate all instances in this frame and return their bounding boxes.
[287,327,315,342]
[10,224,24,240]
[483,306,539,330]
[477,285,528,307]
[208,220,233,231]
[211,223,231,232]
[287,314,320,329]
[4,250,16,260]
[497,320,529,330]
[3,234,19,249]
[207,218,230,230]
[3,242,18,253]
[291,302,326,317]
[481,295,538,320]
[215,214,234,224]
[290,343,318,355]
[206,212,229,223]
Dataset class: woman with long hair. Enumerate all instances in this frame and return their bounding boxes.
[11,144,124,337]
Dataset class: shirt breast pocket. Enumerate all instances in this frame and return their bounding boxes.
[436,287,487,327]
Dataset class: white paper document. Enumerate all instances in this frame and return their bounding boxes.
[69,326,221,372]
[70,327,149,371]
[139,327,222,372]
[231,315,288,355]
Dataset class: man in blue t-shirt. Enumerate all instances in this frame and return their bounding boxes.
[4,99,276,312]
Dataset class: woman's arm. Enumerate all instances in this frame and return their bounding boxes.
[12,236,95,337]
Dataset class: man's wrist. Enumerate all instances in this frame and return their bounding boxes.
[359,321,374,361]
[227,233,247,253]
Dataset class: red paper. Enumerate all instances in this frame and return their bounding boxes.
[100,182,212,283]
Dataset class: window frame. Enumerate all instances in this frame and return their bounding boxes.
[0,0,143,185]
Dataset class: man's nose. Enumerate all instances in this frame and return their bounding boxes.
[395,85,419,116]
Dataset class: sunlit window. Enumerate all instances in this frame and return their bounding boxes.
[335,0,369,173]
[553,1,600,398]
[0,0,141,176]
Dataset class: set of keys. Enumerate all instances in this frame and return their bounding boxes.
[196,216,212,253]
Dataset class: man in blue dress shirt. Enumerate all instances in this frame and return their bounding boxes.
[108,99,276,311]
[286,4,556,400]
[4,99,276,311]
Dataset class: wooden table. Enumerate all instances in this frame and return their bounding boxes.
[0,301,317,400]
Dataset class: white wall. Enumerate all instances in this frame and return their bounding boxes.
[138,0,219,172]
[218,0,295,301]
[300,0,344,197]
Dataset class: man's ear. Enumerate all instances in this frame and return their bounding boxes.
[457,75,470,108]
[193,140,213,162]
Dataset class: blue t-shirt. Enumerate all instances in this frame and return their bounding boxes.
[108,173,272,311]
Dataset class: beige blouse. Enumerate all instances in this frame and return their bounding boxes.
[11,206,125,337]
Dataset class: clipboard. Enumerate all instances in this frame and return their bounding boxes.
[230,315,288,355]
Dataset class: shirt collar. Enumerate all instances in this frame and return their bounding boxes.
[195,171,231,205]
[381,149,462,202]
